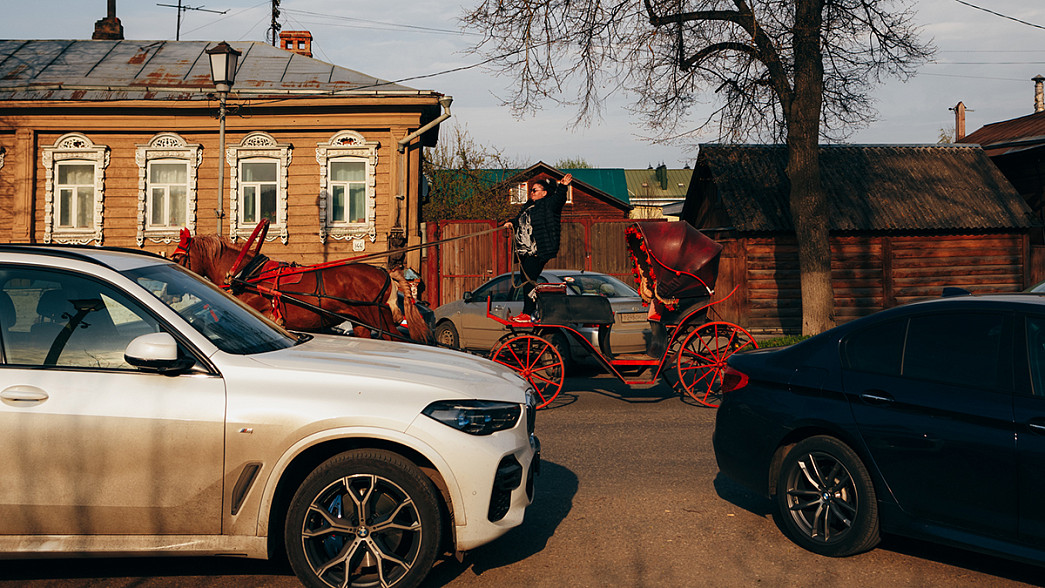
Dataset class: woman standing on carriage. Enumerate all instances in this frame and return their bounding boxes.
[503,173,573,324]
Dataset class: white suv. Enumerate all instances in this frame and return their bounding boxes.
[0,245,539,588]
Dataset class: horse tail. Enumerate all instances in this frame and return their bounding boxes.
[387,267,430,342]
[399,297,428,342]
[385,281,403,324]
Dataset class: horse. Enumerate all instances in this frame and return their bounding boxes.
[171,229,431,342]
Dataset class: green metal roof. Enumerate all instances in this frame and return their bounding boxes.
[564,169,629,204]
[624,168,693,199]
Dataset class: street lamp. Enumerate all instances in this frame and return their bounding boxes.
[206,41,241,235]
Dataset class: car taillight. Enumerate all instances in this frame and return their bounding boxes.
[721,366,749,393]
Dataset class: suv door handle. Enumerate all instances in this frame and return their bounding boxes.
[1,386,49,404]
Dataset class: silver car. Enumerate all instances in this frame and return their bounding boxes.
[433,270,651,368]
[0,245,538,588]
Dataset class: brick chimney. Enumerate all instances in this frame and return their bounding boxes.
[278,31,313,58]
[1034,75,1045,113]
[952,101,966,141]
[92,0,124,40]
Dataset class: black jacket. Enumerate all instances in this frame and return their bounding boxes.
[510,182,568,262]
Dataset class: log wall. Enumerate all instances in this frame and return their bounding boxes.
[712,233,1028,335]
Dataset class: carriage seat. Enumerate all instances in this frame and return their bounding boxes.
[535,284,615,326]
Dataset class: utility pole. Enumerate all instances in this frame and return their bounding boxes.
[156,2,228,41]
[270,0,282,46]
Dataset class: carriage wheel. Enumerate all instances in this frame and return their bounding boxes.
[676,322,758,407]
[490,334,564,409]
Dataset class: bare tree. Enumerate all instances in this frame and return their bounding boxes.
[423,124,523,221]
[462,0,932,334]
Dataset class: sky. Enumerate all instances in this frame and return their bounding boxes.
[2,0,1045,168]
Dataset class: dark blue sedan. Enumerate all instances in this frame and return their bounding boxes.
[714,292,1045,564]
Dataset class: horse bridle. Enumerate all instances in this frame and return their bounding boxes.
[171,227,193,271]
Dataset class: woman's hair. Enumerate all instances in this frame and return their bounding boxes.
[531,178,556,193]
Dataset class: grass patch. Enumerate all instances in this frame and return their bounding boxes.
[757,334,811,348]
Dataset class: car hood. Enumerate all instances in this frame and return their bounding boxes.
[246,334,526,399]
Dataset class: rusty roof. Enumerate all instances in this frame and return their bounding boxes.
[0,39,426,101]
[692,144,1035,232]
[959,110,1045,156]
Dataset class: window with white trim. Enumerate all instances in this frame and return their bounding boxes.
[147,161,189,228]
[135,133,201,246]
[55,163,95,229]
[42,133,108,244]
[227,132,291,243]
[316,131,379,243]
[239,159,279,225]
[328,158,367,224]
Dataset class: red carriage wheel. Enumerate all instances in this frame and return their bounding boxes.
[676,321,758,407]
[490,334,564,409]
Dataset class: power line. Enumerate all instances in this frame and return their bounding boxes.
[919,72,1030,82]
[952,0,1045,31]
[929,61,1045,65]
[179,0,269,37]
[280,8,478,37]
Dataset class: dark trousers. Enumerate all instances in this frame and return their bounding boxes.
[518,255,547,316]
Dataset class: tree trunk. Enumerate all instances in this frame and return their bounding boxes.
[787,0,835,335]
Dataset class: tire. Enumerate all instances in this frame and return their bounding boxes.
[433,321,459,348]
[285,449,443,588]
[775,436,880,557]
[490,334,564,409]
[675,322,757,407]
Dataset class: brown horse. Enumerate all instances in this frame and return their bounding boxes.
[171,231,430,342]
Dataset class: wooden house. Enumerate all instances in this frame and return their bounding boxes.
[0,39,449,270]
[424,162,634,305]
[681,144,1038,335]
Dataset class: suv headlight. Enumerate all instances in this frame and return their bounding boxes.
[423,400,522,436]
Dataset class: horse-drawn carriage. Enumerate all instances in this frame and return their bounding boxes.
[486,221,757,408]
[174,219,757,410]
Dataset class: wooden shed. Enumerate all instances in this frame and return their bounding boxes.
[681,144,1039,335]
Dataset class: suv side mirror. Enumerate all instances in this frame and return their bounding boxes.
[125,332,195,374]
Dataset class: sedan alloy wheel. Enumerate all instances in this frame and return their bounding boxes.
[775,436,880,557]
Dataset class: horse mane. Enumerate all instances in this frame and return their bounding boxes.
[188,234,237,283]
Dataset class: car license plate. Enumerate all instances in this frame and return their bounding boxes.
[618,312,647,323]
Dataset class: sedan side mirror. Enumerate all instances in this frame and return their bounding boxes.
[463,291,473,303]
[125,332,195,374]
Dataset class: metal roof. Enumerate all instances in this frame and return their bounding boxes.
[0,39,424,101]
[959,110,1045,156]
[624,168,692,202]
[694,144,1035,232]
[565,168,629,204]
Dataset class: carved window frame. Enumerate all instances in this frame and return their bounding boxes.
[227,132,292,244]
[42,133,109,244]
[135,133,202,246]
[316,131,379,243]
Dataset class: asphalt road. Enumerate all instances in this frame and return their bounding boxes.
[2,368,1043,587]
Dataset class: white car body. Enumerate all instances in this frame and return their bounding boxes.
[0,246,537,587]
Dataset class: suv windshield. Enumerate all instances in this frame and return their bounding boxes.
[124,263,297,354]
